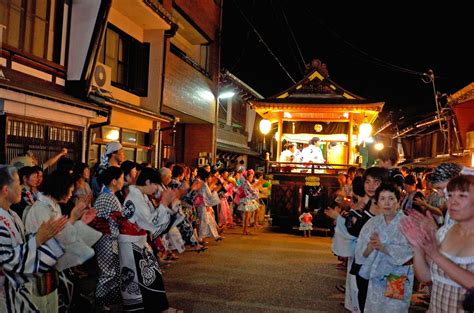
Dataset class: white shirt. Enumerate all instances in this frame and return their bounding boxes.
[302,144,325,163]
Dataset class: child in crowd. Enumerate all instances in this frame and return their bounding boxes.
[299,208,313,237]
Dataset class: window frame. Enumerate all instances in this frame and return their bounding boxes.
[1,0,51,60]
[98,24,150,97]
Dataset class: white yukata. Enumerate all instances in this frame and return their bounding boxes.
[0,208,64,313]
[155,185,185,253]
[332,215,359,312]
[355,210,414,313]
[24,193,102,271]
[119,185,169,312]
[195,182,220,239]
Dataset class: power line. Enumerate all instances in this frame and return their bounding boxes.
[232,0,296,83]
[275,0,306,71]
[269,0,305,76]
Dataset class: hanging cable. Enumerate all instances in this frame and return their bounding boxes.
[269,0,305,76]
[274,0,306,73]
[228,0,255,72]
[232,0,296,83]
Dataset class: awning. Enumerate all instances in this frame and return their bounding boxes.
[217,142,260,157]
[400,153,471,168]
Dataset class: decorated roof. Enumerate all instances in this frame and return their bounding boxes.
[250,59,384,124]
[252,59,382,105]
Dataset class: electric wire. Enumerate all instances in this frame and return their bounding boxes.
[232,0,296,83]
[273,0,306,74]
[269,0,305,76]
[228,0,255,73]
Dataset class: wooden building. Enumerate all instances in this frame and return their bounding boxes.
[250,60,384,228]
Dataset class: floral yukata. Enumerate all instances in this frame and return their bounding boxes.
[0,208,64,313]
[355,210,414,313]
[119,185,169,312]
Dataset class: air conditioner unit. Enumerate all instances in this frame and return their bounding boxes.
[91,63,112,91]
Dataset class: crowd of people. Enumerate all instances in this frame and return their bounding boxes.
[0,142,269,313]
[326,146,474,312]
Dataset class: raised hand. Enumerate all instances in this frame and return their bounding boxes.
[191,179,203,191]
[160,189,176,207]
[418,223,439,259]
[369,232,384,251]
[399,216,425,249]
[36,216,68,246]
[70,198,89,223]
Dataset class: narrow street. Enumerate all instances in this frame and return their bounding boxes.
[164,227,347,313]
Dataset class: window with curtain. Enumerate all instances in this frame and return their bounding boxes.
[0,0,51,59]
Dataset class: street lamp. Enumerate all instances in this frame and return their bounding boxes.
[218,91,235,99]
[259,119,271,150]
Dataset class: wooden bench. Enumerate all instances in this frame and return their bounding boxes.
[292,226,332,237]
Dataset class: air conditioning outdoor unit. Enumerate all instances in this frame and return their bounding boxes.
[91,63,112,92]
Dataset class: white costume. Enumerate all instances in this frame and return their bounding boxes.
[302,144,325,163]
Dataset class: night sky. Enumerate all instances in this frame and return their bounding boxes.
[221,1,473,115]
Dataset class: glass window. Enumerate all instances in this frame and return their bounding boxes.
[102,126,120,141]
[88,144,99,167]
[136,132,146,146]
[2,0,50,59]
[122,130,137,144]
[136,148,149,163]
[124,147,135,161]
[98,24,149,96]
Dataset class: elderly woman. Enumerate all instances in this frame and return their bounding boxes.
[401,175,474,312]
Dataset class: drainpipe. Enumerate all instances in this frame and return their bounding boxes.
[86,95,112,165]
[157,25,178,167]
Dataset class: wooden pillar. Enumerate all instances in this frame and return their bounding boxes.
[348,113,353,164]
[276,117,283,161]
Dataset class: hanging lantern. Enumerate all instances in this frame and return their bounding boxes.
[359,116,372,140]
[259,119,272,135]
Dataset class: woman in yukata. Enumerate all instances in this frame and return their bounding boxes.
[355,183,414,313]
[119,167,180,312]
[236,170,264,235]
[91,166,124,311]
[194,168,222,241]
[401,175,474,312]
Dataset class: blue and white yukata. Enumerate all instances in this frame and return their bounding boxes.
[355,210,414,313]
[195,182,220,239]
[0,208,64,313]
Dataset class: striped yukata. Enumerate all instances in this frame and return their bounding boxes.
[0,208,64,313]
[430,223,474,313]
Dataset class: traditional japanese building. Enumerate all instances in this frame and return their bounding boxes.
[0,0,107,164]
[250,59,384,228]
[251,59,384,166]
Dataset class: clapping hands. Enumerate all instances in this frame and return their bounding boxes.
[400,210,439,257]
[36,216,68,246]
[368,232,384,251]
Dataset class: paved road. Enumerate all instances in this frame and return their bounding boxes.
[164,227,347,313]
